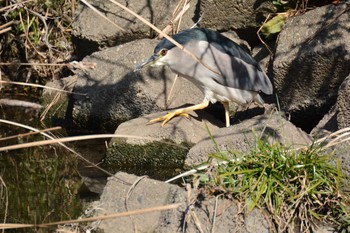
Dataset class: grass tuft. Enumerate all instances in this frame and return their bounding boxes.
[198,137,350,231]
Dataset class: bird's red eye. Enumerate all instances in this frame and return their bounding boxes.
[160,49,168,56]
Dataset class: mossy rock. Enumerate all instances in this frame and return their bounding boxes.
[104,139,192,180]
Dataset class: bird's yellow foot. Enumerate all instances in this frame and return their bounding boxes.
[148,100,210,126]
[149,111,190,126]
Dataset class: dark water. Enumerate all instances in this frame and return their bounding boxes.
[0,147,82,232]
[0,105,94,232]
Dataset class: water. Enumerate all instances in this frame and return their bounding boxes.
[0,105,85,232]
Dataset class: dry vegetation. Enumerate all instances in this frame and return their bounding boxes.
[0,0,75,80]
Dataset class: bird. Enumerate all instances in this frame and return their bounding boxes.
[136,28,273,127]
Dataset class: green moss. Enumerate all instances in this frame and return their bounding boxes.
[104,140,192,180]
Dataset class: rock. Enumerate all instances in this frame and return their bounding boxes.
[103,109,310,178]
[310,74,350,178]
[155,195,270,233]
[88,172,187,232]
[311,74,350,137]
[312,116,350,178]
[199,0,276,45]
[41,76,77,125]
[252,42,275,74]
[68,38,203,133]
[80,176,107,195]
[88,172,271,233]
[72,0,199,58]
[337,74,350,129]
[186,111,312,167]
[104,110,223,179]
[310,105,338,138]
[245,208,270,233]
[111,110,223,145]
[273,3,350,132]
[331,141,350,178]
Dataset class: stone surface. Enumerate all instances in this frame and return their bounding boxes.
[199,0,276,45]
[331,142,350,178]
[68,38,203,133]
[89,172,187,232]
[252,42,275,74]
[337,74,350,129]
[155,195,270,233]
[88,172,271,233]
[186,111,312,167]
[72,0,199,57]
[104,110,222,179]
[112,110,223,145]
[272,3,350,131]
[312,119,350,178]
[310,105,338,138]
[311,74,350,137]
[310,74,350,178]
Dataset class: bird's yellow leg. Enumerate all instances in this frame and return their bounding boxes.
[150,100,210,126]
[222,101,230,127]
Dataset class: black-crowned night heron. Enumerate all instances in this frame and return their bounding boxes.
[136,28,273,127]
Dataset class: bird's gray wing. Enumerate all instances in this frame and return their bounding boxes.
[208,42,273,95]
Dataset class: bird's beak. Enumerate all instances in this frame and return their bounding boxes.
[135,54,159,71]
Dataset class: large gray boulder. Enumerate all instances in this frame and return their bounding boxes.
[186,112,312,167]
[273,3,350,131]
[68,38,202,133]
[72,0,199,57]
[112,110,223,145]
[310,105,338,138]
[310,75,350,178]
[88,172,271,233]
[104,110,222,179]
[337,74,350,129]
[311,74,350,137]
[103,109,301,179]
[199,0,275,44]
[88,172,187,232]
